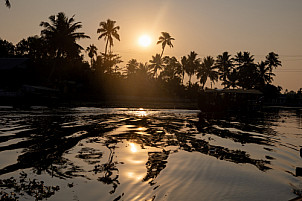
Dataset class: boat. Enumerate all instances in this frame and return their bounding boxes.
[198,89,263,116]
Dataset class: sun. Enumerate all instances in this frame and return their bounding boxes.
[138,35,152,47]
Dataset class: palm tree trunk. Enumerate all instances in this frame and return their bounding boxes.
[105,38,109,56]
[48,49,62,81]
[160,47,165,58]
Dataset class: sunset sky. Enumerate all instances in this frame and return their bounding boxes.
[1,0,301,91]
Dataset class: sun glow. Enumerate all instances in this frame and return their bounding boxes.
[138,35,152,47]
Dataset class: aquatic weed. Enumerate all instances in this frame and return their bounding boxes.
[0,172,60,200]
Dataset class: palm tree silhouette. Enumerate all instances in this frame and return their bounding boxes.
[186,51,200,86]
[100,52,123,74]
[215,52,233,88]
[180,56,188,85]
[126,59,139,77]
[257,61,273,87]
[236,52,257,89]
[86,44,98,68]
[40,12,90,59]
[161,56,182,80]
[97,19,120,57]
[149,54,164,79]
[226,69,239,89]
[137,62,151,78]
[265,52,281,80]
[197,56,218,89]
[157,32,175,58]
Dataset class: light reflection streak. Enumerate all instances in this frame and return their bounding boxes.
[127,172,144,181]
[137,108,147,117]
[130,143,138,153]
[128,158,144,164]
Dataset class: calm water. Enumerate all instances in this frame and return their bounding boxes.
[0,107,301,201]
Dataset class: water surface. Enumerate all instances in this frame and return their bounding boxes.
[0,107,301,200]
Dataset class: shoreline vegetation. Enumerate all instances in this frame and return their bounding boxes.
[0,12,301,109]
[54,98,199,110]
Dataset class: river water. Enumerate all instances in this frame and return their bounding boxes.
[0,107,301,201]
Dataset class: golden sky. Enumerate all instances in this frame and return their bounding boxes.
[1,0,302,91]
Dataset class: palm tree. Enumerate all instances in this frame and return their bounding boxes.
[126,59,139,77]
[234,52,244,68]
[40,12,90,59]
[235,52,256,89]
[137,62,151,78]
[215,52,233,88]
[97,19,120,57]
[185,51,200,86]
[265,52,281,79]
[102,52,123,74]
[149,54,164,79]
[161,56,182,80]
[86,44,98,68]
[242,51,254,64]
[226,69,239,89]
[196,56,218,89]
[257,61,273,88]
[157,32,175,58]
[180,56,188,85]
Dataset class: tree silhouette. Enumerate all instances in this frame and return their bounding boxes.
[215,52,233,88]
[137,62,151,78]
[0,38,15,57]
[40,12,90,60]
[226,69,239,89]
[180,56,188,85]
[234,52,244,66]
[15,36,49,62]
[236,52,257,89]
[265,52,281,80]
[97,19,120,57]
[101,52,123,74]
[196,56,218,89]
[149,54,164,79]
[126,59,139,77]
[157,32,175,58]
[185,51,200,86]
[86,44,98,68]
[160,56,182,81]
[257,61,273,88]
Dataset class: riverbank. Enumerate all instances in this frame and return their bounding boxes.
[65,98,199,110]
[0,95,199,110]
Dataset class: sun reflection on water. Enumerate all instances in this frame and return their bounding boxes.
[127,172,144,181]
[127,158,144,164]
[137,108,147,117]
[130,143,138,153]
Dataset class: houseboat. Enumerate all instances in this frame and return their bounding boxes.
[198,89,263,116]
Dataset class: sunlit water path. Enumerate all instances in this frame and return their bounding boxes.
[0,107,301,201]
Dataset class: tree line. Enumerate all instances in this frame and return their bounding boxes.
[0,12,283,100]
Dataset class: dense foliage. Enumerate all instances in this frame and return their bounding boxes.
[0,12,286,102]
